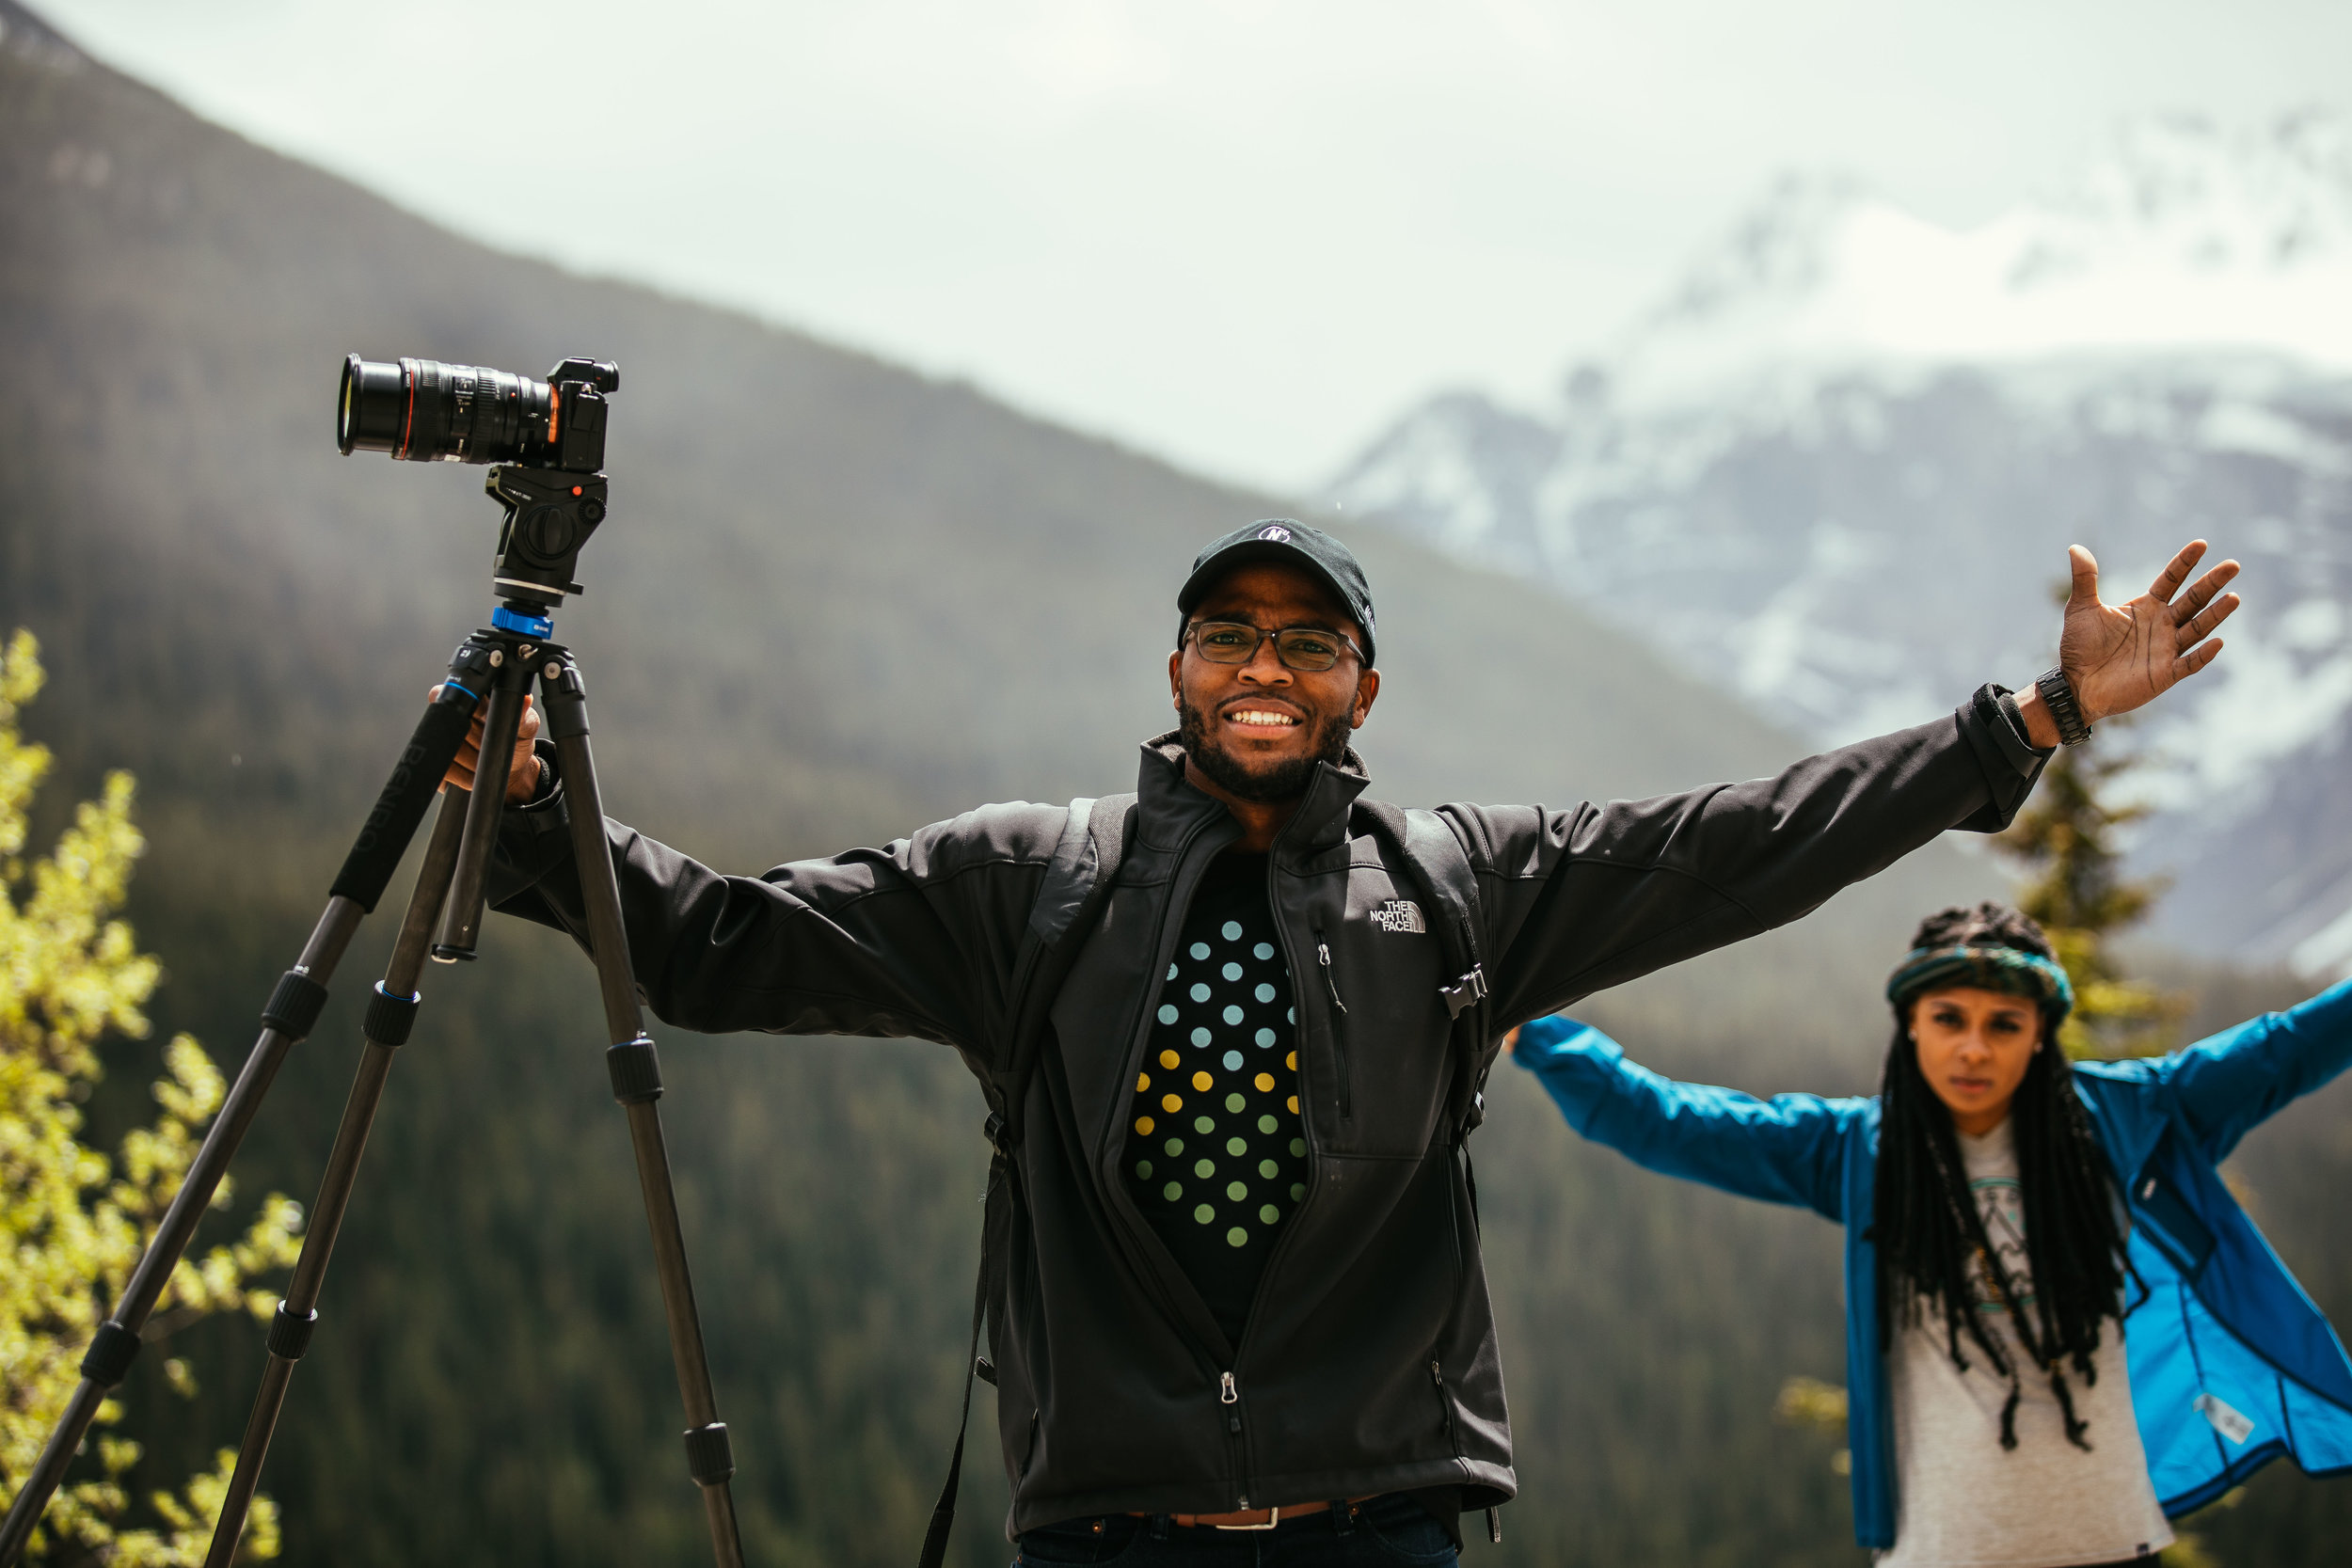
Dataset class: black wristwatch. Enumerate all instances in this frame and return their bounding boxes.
[2035,668,2092,746]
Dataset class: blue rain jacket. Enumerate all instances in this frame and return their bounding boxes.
[1514,980,2352,1549]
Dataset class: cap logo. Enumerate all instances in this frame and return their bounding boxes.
[1256,524,1293,544]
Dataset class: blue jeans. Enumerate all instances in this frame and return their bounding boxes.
[1012,1495,1459,1567]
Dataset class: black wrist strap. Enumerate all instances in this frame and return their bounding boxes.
[2036,667,2092,746]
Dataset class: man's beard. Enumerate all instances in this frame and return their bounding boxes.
[1178,698,1355,803]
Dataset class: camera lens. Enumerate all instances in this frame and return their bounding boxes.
[337,355,553,466]
[339,354,407,455]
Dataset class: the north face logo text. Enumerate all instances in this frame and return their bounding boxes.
[1372,899,1426,934]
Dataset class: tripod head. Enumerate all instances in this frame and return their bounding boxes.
[336,352,621,627]
[486,465,607,622]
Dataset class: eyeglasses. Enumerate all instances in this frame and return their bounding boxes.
[1184,620,1365,673]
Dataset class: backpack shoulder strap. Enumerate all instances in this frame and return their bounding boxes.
[1400,806,1489,1022]
[991,792,1136,1148]
[1354,801,1509,1548]
[920,791,1135,1568]
[1353,800,1494,1135]
[1027,796,1113,943]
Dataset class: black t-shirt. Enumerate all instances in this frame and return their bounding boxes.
[1120,850,1307,1347]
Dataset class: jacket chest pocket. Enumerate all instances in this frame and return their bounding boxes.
[1309,911,1455,1159]
[2132,1143,2217,1280]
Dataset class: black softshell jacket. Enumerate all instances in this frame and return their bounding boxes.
[486,686,2048,1532]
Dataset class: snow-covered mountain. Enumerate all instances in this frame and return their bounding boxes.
[1612,113,2352,404]
[1327,112,2352,971]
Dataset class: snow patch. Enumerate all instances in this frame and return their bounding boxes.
[1605,113,2352,414]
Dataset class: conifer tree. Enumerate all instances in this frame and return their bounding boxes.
[1994,736,2185,1059]
[0,629,302,1565]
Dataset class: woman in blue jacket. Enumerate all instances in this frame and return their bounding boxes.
[1514,900,2352,1565]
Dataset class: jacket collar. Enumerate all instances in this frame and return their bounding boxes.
[1135,732,1372,855]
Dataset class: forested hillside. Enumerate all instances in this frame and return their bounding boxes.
[3,9,2347,1563]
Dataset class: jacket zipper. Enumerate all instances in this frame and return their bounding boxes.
[1314,927,1352,1120]
[1088,809,1288,1514]
[1220,840,1336,1511]
[1017,1409,1041,1481]
[1443,1145,1469,1284]
[1090,816,1239,1388]
[1219,1370,1254,1511]
[1434,1356,1502,1539]
[1212,787,1357,1512]
[1430,1359,1465,1459]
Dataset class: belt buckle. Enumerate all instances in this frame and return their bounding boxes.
[1215,1506,1279,1531]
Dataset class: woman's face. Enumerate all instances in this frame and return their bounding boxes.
[1908,985,2043,1136]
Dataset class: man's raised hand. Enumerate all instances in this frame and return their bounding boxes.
[2017,540,2241,746]
[430,687,545,803]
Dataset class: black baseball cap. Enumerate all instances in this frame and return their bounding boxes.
[1176,519,1378,666]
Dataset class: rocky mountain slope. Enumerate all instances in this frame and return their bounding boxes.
[1328,112,2352,970]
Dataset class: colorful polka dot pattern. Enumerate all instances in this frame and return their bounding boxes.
[1126,911,1304,1256]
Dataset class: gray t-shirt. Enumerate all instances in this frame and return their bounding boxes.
[1878,1118,2172,1568]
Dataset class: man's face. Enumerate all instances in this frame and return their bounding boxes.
[1167,561,1379,804]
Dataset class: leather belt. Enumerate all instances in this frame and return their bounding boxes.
[1136,1495,1375,1530]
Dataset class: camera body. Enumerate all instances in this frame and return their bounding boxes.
[338,353,622,611]
[338,355,619,472]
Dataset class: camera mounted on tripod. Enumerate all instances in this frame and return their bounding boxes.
[0,346,753,1568]
[338,353,621,615]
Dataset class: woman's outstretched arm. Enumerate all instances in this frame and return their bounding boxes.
[2103,977,2352,1163]
[1512,1016,1864,1221]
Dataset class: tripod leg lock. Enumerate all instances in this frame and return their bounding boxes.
[541,659,591,740]
[266,1303,320,1360]
[606,1036,664,1104]
[364,983,422,1049]
[261,970,331,1041]
[78,1320,142,1386]
[682,1422,736,1486]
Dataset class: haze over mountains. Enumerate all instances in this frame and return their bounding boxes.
[1328,111,2352,972]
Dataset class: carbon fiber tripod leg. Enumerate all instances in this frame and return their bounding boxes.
[0,671,489,1567]
[539,651,746,1568]
[199,787,472,1568]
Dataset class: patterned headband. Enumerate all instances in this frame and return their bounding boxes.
[1884,943,2075,1020]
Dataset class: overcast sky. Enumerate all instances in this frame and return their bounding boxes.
[38,0,2352,492]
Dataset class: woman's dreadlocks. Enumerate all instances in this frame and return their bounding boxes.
[1871,902,2131,1451]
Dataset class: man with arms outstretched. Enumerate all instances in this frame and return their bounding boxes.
[454,522,2238,1562]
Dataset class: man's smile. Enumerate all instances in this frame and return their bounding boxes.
[1223,705,1303,733]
